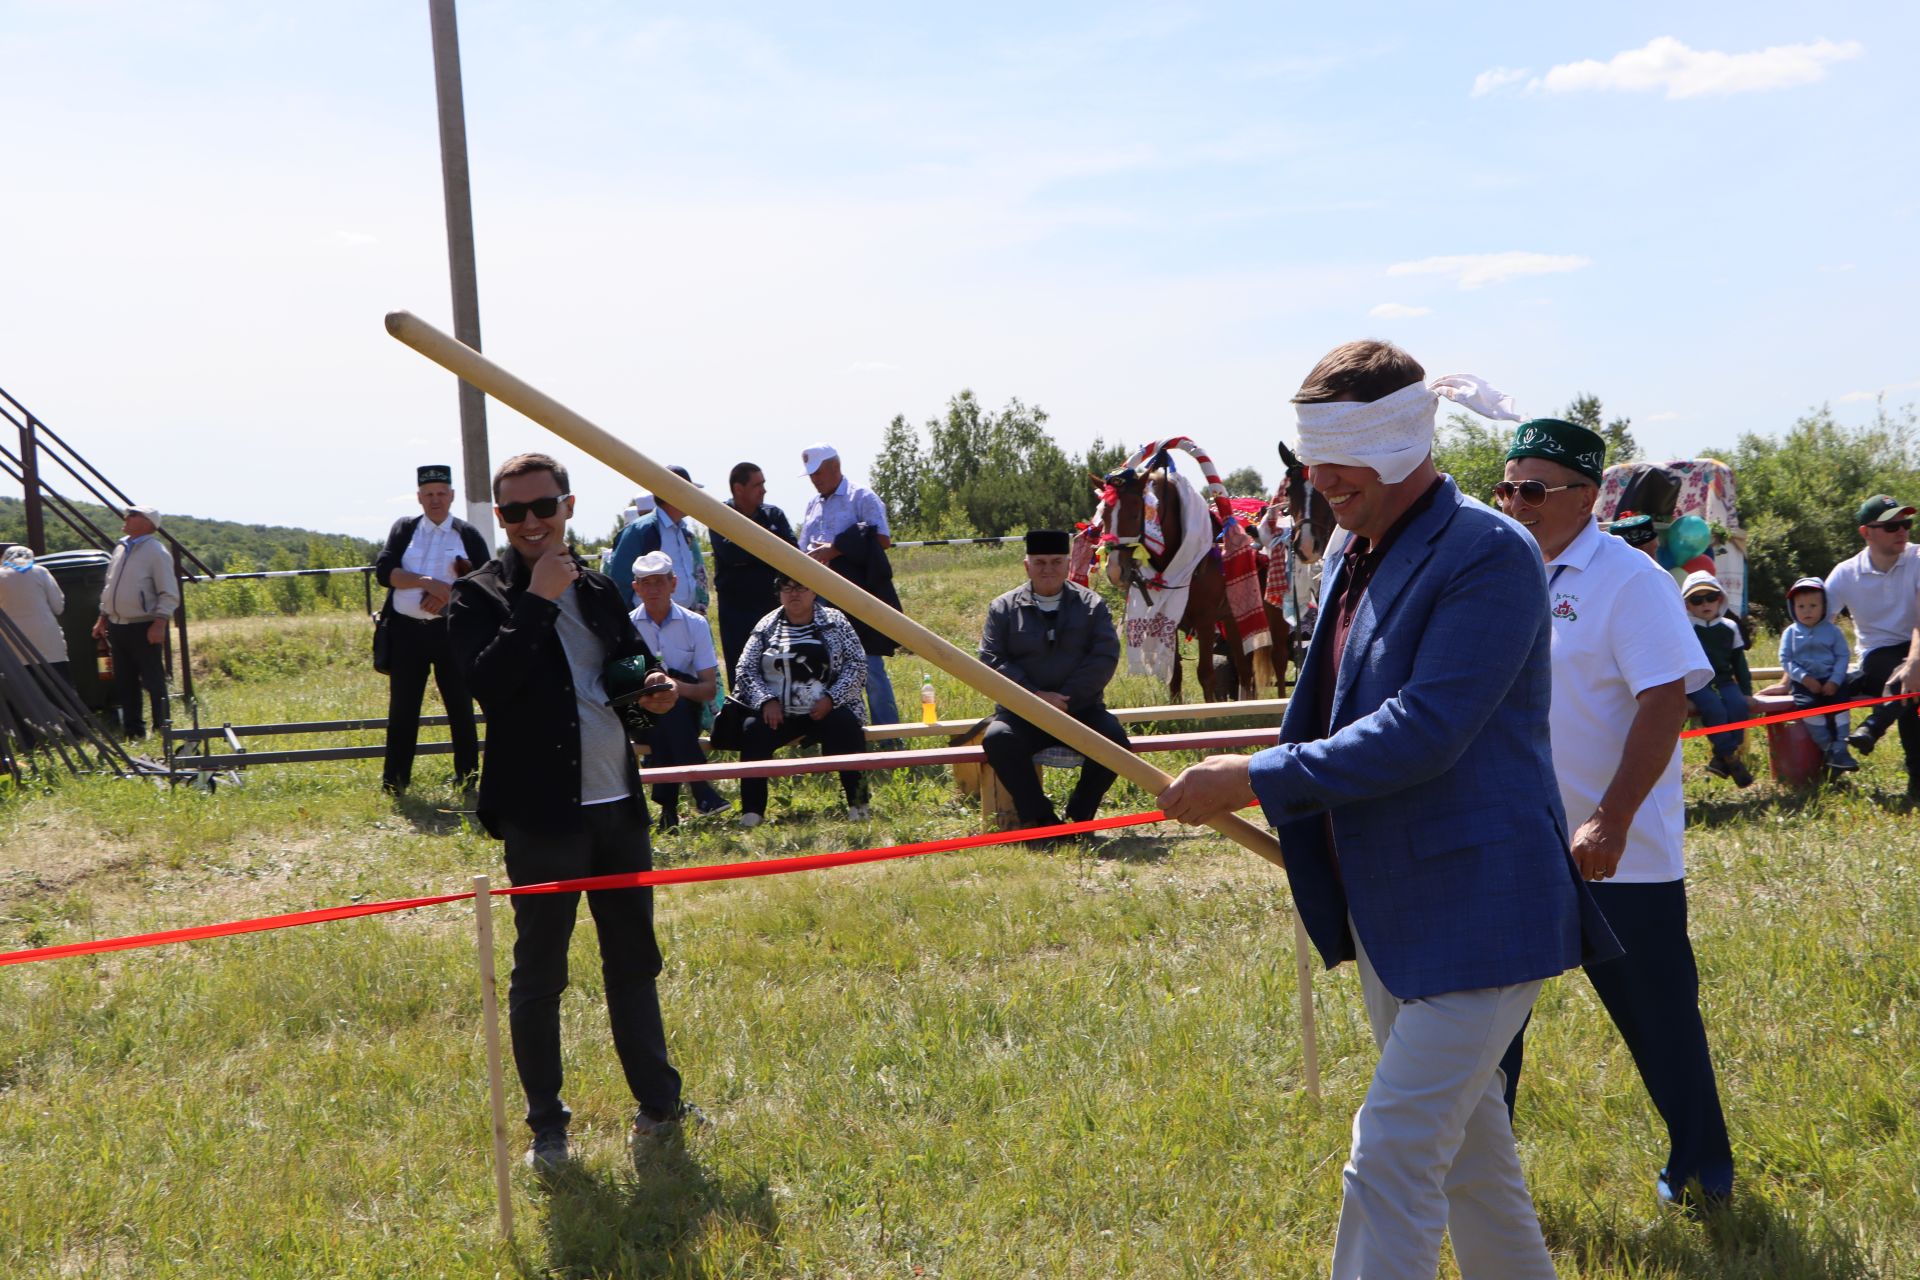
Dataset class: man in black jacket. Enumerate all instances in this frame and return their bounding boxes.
[447,451,695,1171]
[708,461,796,682]
[978,529,1131,830]
[373,464,491,793]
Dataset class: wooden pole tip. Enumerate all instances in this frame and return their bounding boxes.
[384,310,413,337]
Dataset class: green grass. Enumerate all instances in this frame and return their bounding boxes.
[1,549,1916,1277]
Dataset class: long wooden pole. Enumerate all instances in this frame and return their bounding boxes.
[385,310,1319,1093]
[472,874,514,1239]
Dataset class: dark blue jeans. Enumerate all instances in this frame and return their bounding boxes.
[1500,878,1733,1198]
[1687,679,1748,759]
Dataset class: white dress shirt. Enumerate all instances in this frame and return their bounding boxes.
[393,515,465,620]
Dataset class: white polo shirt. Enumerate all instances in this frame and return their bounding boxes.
[628,599,718,677]
[1544,519,1711,883]
[1824,543,1920,653]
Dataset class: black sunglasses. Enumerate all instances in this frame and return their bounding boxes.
[497,494,570,524]
[1492,479,1591,508]
[1872,520,1913,533]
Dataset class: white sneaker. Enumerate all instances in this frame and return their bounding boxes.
[847,805,871,821]
[738,812,763,829]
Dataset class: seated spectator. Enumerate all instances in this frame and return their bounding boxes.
[1780,576,1860,773]
[1681,570,1754,787]
[733,574,871,827]
[628,551,730,828]
[978,529,1132,833]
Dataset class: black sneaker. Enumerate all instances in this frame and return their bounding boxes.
[1848,729,1877,756]
[523,1129,570,1171]
[1704,757,1735,781]
[1728,759,1755,788]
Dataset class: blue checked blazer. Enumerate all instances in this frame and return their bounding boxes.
[1248,476,1620,999]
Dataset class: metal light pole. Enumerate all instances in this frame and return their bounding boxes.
[427,0,493,531]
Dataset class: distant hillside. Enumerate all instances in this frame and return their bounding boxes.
[0,496,377,573]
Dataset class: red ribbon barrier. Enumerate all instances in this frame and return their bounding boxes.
[0,809,1177,969]
[1677,690,1918,740]
[4,691,1915,970]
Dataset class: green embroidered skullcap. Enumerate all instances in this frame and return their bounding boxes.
[1504,418,1606,485]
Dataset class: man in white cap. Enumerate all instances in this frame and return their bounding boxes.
[1162,339,1614,1279]
[628,550,729,828]
[798,443,903,730]
[91,504,177,738]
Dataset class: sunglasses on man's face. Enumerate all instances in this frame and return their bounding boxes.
[497,494,570,524]
[1492,479,1590,508]
[1871,520,1913,533]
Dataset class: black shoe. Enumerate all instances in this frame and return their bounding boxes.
[523,1129,570,1171]
[630,1103,708,1165]
[1728,759,1755,788]
[1704,756,1735,781]
[1849,729,1877,756]
[694,794,731,819]
[1657,1168,1731,1216]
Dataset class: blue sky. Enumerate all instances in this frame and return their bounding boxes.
[3,2,1913,539]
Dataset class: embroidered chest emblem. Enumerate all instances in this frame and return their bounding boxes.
[1551,593,1579,622]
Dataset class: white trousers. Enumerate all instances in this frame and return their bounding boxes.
[1329,928,1557,1280]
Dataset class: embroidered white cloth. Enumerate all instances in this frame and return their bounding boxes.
[1294,373,1521,484]
[1123,469,1214,684]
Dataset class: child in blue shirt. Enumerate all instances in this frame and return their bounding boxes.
[1779,576,1858,772]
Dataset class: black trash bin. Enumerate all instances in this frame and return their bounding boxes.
[38,549,114,712]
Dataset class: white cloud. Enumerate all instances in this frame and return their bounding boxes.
[1387,251,1592,290]
[1368,302,1432,319]
[1471,67,1530,97]
[1532,36,1862,100]
[1840,379,1920,403]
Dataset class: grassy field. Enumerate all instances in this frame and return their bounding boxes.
[1,545,1916,1278]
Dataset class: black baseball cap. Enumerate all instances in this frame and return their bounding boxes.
[1856,495,1915,527]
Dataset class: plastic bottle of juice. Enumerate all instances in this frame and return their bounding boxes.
[920,675,937,724]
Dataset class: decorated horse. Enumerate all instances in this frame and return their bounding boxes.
[1259,439,1339,683]
[1075,437,1280,702]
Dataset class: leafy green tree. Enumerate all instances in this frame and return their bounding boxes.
[870,414,926,530]
[1707,402,1920,629]
[1435,413,1511,504]
[1564,393,1638,465]
[1222,466,1266,497]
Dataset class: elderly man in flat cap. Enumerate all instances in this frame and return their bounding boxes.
[978,529,1129,834]
[1493,417,1734,1212]
[1162,340,1617,1279]
[373,464,492,793]
[91,503,178,739]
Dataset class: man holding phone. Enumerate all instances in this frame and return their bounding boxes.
[628,550,729,827]
[449,451,699,1172]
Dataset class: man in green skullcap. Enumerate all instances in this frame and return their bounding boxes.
[1494,417,1736,1210]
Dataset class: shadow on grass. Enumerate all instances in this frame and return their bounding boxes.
[393,790,472,837]
[1091,833,1171,864]
[518,1140,780,1279]
[1686,776,1915,830]
[1540,1191,1878,1279]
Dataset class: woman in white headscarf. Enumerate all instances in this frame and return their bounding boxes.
[0,545,73,689]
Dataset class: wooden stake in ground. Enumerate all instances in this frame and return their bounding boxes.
[472,874,513,1239]
[388,310,1320,1098]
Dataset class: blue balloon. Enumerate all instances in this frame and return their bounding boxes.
[1663,514,1711,563]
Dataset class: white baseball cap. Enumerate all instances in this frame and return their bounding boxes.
[801,444,839,475]
[633,494,656,514]
[125,504,163,528]
[631,550,675,579]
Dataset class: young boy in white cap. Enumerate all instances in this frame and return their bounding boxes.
[1681,570,1754,787]
[1780,576,1859,772]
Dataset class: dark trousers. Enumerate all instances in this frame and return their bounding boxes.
[1790,682,1851,750]
[499,796,681,1136]
[1499,879,1733,1197]
[382,614,480,790]
[646,696,726,818]
[718,603,767,692]
[980,705,1132,826]
[106,621,168,736]
[1851,640,1920,782]
[1686,679,1748,760]
[739,704,869,816]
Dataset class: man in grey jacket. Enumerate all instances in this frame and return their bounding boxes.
[91,504,177,738]
[978,529,1131,830]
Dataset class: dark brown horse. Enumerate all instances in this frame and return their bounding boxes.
[1267,439,1339,682]
[1101,455,1251,703]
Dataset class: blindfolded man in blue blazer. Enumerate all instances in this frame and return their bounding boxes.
[1164,340,1619,1280]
